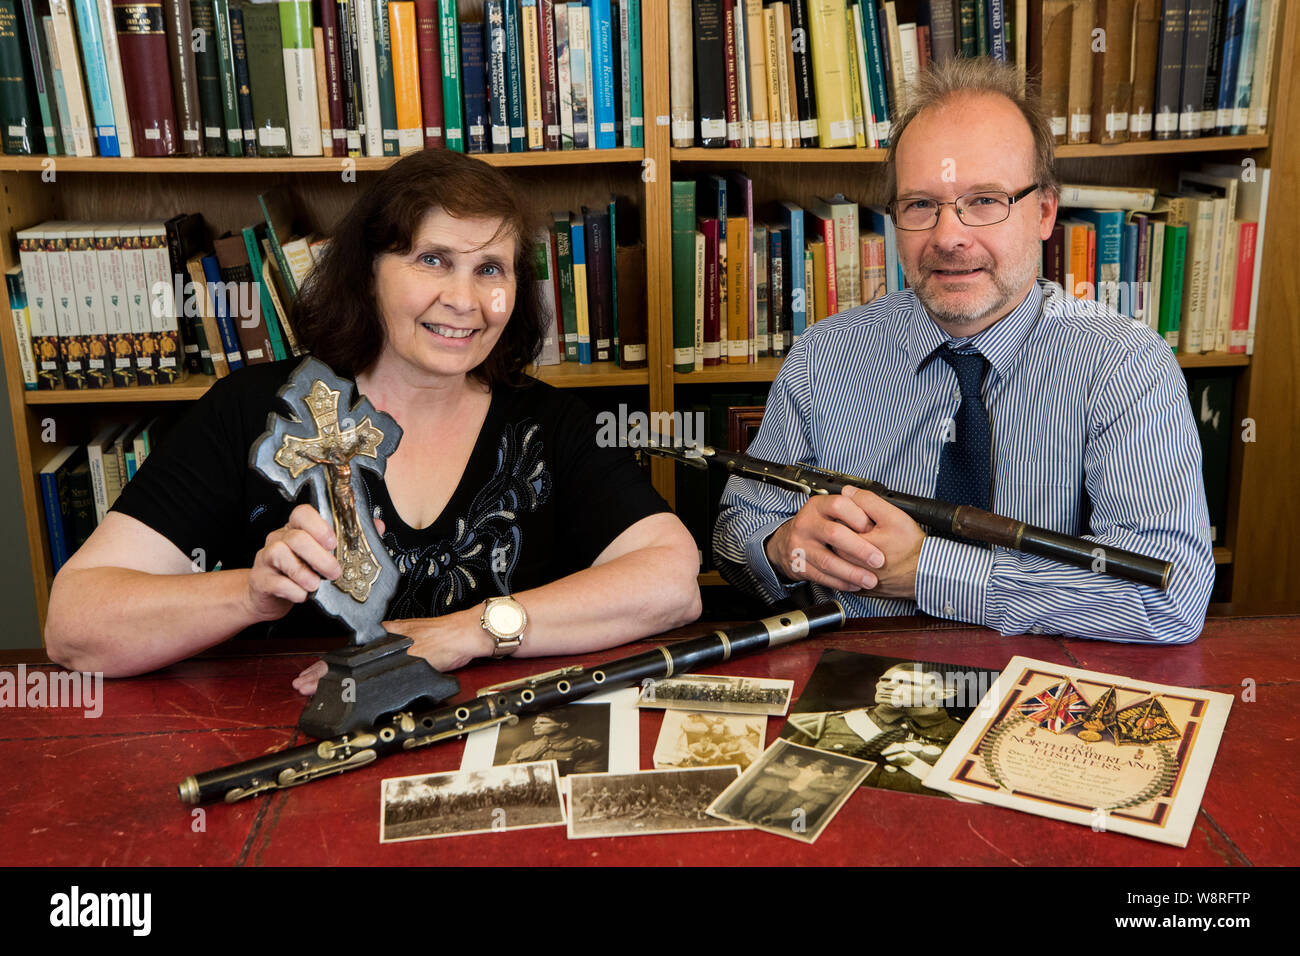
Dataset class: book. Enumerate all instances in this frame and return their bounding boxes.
[190,0,228,154]
[47,0,94,154]
[1153,0,1186,140]
[1065,0,1095,143]
[668,0,691,145]
[1091,0,1135,144]
[5,266,37,388]
[925,656,1231,847]
[569,214,590,363]
[533,233,561,364]
[460,15,485,152]
[671,180,697,372]
[185,253,231,376]
[318,0,348,154]
[503,0,525,152]
[72,0,122,154]
[413,0,442,147]
[280,0,322,155]
[806,0,854,147]
[1178,0,1212,137]
[228,0,258,154]
[372,0,399,156]
[40,444,82,572]
[163,0,200,154]
[110,0,175,154]
[437,0,461,150]
[388,0,422,152]
[15,225,61,389]
[243,0,291,155]
[583,204,614,362]
[1039,0,1071,143]
[1129,0,1160,140]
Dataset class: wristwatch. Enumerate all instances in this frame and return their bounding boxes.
[481,596,528,657]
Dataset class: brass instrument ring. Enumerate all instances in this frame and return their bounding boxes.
[379,727,396,742]
[592,671,606,684]
[557,680,571,694]
[521,689,535,703]
[455,706,471,722]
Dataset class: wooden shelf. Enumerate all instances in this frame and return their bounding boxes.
[671,135,1267,165]
[529,362,648,388]
[24,375,219,404]
[1176,351,1251,369]
[0,149,646,174]
[1214,548,1233,566]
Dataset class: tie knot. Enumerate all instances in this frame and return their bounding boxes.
[940,347,987,398]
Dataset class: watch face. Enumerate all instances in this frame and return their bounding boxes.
[487,602,525,635]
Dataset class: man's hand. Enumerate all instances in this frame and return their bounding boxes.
[847,487,924,600]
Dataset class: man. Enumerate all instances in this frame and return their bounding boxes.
[713,58,1214,644]
[507,713,604,774]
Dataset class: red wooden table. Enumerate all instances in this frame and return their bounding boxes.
[2,615,1295,867]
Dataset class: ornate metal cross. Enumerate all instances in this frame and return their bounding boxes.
[251,357,402,645]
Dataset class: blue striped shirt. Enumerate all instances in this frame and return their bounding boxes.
[713,279,1215,644]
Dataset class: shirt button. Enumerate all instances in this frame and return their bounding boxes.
[952,390,961,402]
[944,603,955,616]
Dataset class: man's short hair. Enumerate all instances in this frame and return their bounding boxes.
[885,57,1060,202]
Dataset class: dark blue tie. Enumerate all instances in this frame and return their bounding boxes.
[934,347,991,511]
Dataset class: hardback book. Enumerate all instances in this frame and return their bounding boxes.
[879,0,904,119]
[897,19,920,99]
[337,0,362,153]
[806,207,836,315]
[280,0,323,155]
[856,0,889,143]
[768,225,785,355]
[115,223,155,383]
[388,0,422,152]
[42,222,87,389]
[1246,0,1278,134]
[213,232,273,364]
[90,0,133,156]
[242,0,291,155]
[533,233,561,365]
[1178,0,1212,137]
[318,0,348,154]
[163,0,201,153]
[569,214,591,363]
[538,0,559,150]
[1153,0,1187,139]
[555,0,573,147]
[503,0,525,152]
[198,253,244,369]
[459,16,485,153]
[110,0,176,155]
[485,0,509,152]
[371,0,399,156]
[693,230,705,365]
[725,214,748,363]
[189,0,227,154]
[1091,0,1135,144]
[726,0,746,148]
[1058,184,1158,210]
[671,180,697,373]
[790,0,819,146]
[806,0,854,147]
[770,0,795,147]
[228,0,258,154]
[213,0,243,154]
[352,0,381,154]
[740,0,764,146]
[668,0,691,146]
[1228,0,1262,134]
[808,236,827,322]
[588,0,615,147]
[846,0,875,147]
[72,0,121,154]
[926,0,955,61]
[753,223,768,355]
[413,0,443,147]
[162,211,210,375]
[138,220,182,383]
[313,26,332,153]
[552,211,578,360]
[571,0,592,149]
[698,216,720,365]
[438,0,462,150]
[615,242,647,368]
[692,0,724,146]
[184,253,231,376]
[1065,0,1095,143]
[46,0,93,154]
[1129,0,1161,139]
[778,200,805,337]
[40,445,83,572]
[1199,0,1226,134]
[582,204,614,362]
[18,0,61,153]
[242,222,290,359]
[0,0,43,154]
[520,0,543,148]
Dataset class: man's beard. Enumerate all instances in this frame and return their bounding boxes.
[904,247,1039,330]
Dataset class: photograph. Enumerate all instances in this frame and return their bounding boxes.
[653,710,766,771]
[461,687,640,781]
[780,649,1002,800]
[567,767,744,839]
[638,674,795,716]
[379,761,565,844]
[707,740,873,844]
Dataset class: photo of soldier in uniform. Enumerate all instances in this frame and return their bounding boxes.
[494,703,611,776]
[380,761,565,843]
[779,649,1001,799]
[707,739,872,844]
[638,674,794,716]
[653,711,765,771]
[567,767,744,839]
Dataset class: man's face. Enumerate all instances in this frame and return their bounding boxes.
[875,666,937,709]
[893,92,1058,335]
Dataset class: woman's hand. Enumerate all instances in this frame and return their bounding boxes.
[246,504,341,623]
[292,605,491,696]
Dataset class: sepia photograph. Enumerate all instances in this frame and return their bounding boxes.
[380,761,565,844]
[780,649,1002,800]
[653,710,766,771]
[567,766,745,839]
[707,739,873,844]
[638,674,795,716]
[461,687,640,781]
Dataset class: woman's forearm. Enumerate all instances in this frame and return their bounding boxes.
[45,567,267,676]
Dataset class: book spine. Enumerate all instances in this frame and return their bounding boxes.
[312,26,330,152]
[1091,0,1134,145]
[807,0,853,147]
[1228,220,1255,352]
[0,0,41,153]
[240,225,285,360]
[503,0,524,151]
[48,2,94,154]
[699,217,720,365]
[110,0,178,155]
[1153,0,1186,139]
[1066,0,1095,143]
[94,228,137,386]
[438,0,461,150]
[539,0,560,148]
[5,269,37,388]
[1200,0,1225,133]
[788,0,817,146]
[1229,0,1260,133]
[1129,0,1160,140]
[668,0,691,145]
[671,181,696,372]
[227,4,257,154]
[388,1,422,152]
[520,0,543,148]
[412,0,441,147]
[72,0,121,154]
[19,0,60,153]
[371,0,398,155]
[353,0,380,153]
[95,0,136,155]
[859,0,888,143]
[1178,0,1211,137]
[1159,224,1185,348]
[318,0,347,154]
[212,0,243,154]
[486,1,508,150]
[570,217,590,363]
[553,213,578,359]
[139,225,180,382]
[244,0,291,154]
[460,15,485,152]
[279,0,322,155]
[624,0,642,148]
[692,0,724,146]
[589,0,614,147]
[336,0,360,153]
[163,0,202,153]
[1246,0,1277,133]
[200,254,243,369]
[189,0,226,153]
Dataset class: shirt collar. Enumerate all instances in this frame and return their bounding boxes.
[906,280,1046,381]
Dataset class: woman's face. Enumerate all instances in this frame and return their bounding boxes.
[372,207,518,385]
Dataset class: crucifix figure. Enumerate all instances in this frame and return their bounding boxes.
[250,357,402,645]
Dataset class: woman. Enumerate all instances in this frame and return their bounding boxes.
[44,150,701,688]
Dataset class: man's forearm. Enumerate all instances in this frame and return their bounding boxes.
[45,567,266,675]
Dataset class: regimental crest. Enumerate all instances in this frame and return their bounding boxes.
[1016,679,1090,733]
[1114,696,1182,746]
[250,357,403,645]
[1076,685,1120,743]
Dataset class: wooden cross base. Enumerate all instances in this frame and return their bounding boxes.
[297,634,461,739]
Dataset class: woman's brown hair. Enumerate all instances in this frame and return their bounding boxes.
[292,149,547,386]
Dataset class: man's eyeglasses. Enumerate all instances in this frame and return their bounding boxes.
[887,184,1040,231]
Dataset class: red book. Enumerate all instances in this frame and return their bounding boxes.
[539,0,560,150]
[414,0,445,148]
[722,0,740,147]
[113,0,180,156]
[917,24,931,72]
[1044,223,1066,286]
[1228,221,1257,354]
[319,0,348,155]
[1086,228,1097,301]
[700,217,721,365]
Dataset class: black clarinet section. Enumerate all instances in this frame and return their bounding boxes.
[643,444,1172,590]
[178,602,846,805]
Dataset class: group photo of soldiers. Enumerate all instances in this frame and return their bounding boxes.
[641,676,792,715]
[568,767,742,838]
[381,762,565,842]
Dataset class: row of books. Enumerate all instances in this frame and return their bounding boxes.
[1053,164,1269,355]
[0,0,644,158]
[40,417,163,571]
[8,187,316,389]
[668,0,1282,151]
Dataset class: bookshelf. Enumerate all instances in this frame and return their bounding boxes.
[2,2,1298,635]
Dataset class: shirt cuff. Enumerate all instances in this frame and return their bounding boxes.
[745,515,803,601]
[915,535,994,625]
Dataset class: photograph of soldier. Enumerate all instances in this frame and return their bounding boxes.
[653,711,764,771]
[567,767,743,838]
[707,739,872,844]
[492,703,611,776]
[638,674,794,716]
[380,761,565,843]
[780,649,1001,799]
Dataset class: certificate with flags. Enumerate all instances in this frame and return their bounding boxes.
[923,657,1232,847]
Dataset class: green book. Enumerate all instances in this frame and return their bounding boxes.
[974,0,989,55]
[553,211,578,361]
[438,0,463,151]
[242,0,291,157]
[671,180,697,373]
[190,1,226,154]
[1158,224,1187,351]
[373,0,399,156]
[212,0,243,155]
[20,0,60,153]
[958,0,977,57]
[242,223,287,360]
[0,0,42,154]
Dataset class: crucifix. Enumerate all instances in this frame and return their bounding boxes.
[251,357,459,737]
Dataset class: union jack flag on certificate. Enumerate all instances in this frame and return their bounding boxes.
[1015,680,1089,733]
